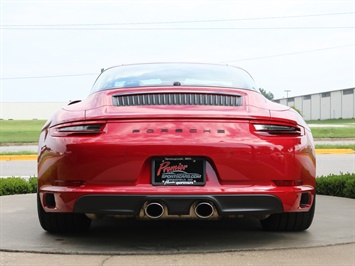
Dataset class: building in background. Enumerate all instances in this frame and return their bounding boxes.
[0,102,67,120]
[274,88,354,121]
[1,88,354,120]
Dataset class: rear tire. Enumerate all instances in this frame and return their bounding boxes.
[37,192,91,233]
[260,196,315,231]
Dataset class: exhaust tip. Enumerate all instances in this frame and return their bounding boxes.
[145,202,164,219]
[195,202,214,219]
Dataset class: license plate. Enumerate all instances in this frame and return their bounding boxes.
[152,157,206,186]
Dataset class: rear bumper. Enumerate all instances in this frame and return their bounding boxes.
[39,185,315,217]
[73,194,284,216]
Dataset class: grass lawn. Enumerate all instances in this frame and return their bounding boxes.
[310,127,355,138]
[315,144,355,150]
[306,118,355,124]
[0,120,46,144]
[306,119,355,138]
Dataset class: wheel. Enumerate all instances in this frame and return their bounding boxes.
[260,196,315,231]
[37,192,91,233]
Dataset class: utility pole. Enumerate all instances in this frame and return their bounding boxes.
[284,90,291,105]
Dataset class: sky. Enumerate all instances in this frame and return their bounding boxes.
[1,0,354,103]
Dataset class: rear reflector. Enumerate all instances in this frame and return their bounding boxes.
[53,180,85,187]
[273,180,303,186]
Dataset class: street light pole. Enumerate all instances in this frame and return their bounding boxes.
[284,90,291,105]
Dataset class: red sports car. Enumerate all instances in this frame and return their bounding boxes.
[37,63,316,233]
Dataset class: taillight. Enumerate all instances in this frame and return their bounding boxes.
[58,124,102,133]
[252,123,302,136]
[51,122,106,136]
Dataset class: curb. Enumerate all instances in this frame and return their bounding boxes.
[315,149,354,155]
[0,155,37,161]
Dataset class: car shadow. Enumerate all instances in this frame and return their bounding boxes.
[47,217,308,254]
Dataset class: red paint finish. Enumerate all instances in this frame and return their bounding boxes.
[38,65,316,225]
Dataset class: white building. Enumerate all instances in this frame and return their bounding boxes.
[274,88,355,121]
[0,102,67,120]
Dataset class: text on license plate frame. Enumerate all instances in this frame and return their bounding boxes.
[151,157,206,186]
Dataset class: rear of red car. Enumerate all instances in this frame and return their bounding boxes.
[37,63,316,233]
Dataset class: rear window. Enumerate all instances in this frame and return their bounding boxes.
[91,63,257,93]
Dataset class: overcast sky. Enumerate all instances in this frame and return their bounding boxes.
[1,0,354,102]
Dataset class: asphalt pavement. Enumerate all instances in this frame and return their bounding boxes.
[1,244,354,266]
[0,145,38,153]
[0,193,354,265]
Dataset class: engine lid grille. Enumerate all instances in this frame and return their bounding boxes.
[112,93,242,107]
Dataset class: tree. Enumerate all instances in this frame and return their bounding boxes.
[291,106,303,116]
[259,88,274,100]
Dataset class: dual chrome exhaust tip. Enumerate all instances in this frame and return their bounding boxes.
[144,202,165,219]
[144,201,215,219]
[194,202,214,219]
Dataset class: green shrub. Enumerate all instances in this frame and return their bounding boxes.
[28,177,38,192]
[1,174,354,199]
[344,178,355,199]
[0,177,37,196]
[316,173,355,199]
